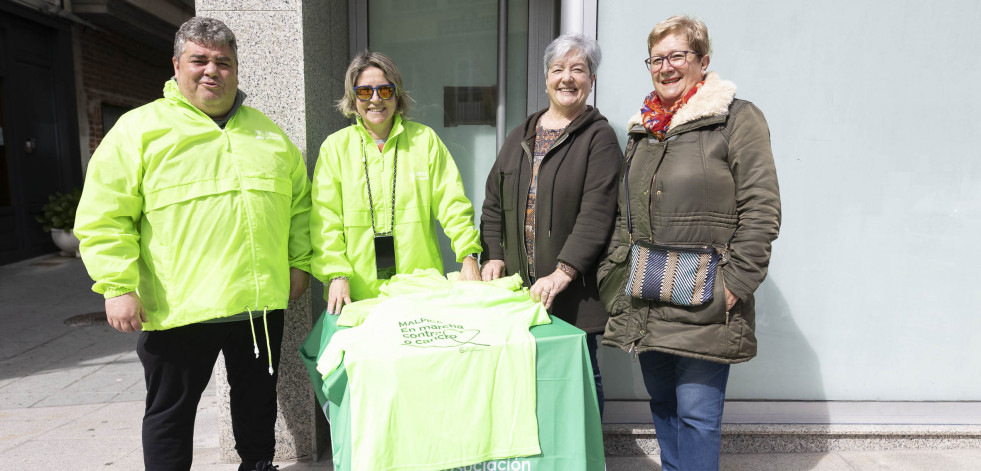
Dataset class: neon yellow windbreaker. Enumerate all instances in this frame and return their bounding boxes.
[310,115,481,301]
[75,80,312,331]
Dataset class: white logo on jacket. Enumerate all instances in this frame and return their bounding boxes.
[254,130,284,141]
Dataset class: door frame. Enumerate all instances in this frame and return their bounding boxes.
[0,2,82,265]
[347,0,559,150]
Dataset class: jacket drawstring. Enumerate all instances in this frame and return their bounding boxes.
[547,169,557,238]
[545,135,575,238]
[262,307,273,375]
[246,306,275,376]
[246,307,259,357]
[547,173,555,238]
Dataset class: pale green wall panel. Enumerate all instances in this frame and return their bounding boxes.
[596,0,981,401]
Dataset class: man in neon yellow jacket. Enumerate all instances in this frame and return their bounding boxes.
[74,18,309,471]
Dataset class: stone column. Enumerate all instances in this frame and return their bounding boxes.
[195,0,350,462]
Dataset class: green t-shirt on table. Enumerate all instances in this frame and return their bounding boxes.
[317,269,551,471]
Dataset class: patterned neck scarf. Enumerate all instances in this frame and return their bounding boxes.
[640,80,704,141]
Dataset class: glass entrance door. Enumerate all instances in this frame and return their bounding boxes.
[365,0,528,271]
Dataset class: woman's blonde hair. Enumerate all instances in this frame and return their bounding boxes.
[647,15,712,57]
[336,50,412,118]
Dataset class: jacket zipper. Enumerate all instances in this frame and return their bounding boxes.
[518,140,532,278]
[170,87,263,307]
[520,132,569,278]
[647,139,670,232]
[543,132,569,241]
[498,170,508,252]
[225,129,262,306]
[723,274,730,326]
[649,174,657,219]
[634,241,716,253]
[212,110,261,306]
[205,101,261,305]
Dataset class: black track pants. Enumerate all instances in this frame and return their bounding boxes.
[137,310,284,471]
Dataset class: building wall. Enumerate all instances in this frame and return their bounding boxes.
[76,27,173,162]
[595,0,981,402]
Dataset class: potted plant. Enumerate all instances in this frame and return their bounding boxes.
[36,188,82,257]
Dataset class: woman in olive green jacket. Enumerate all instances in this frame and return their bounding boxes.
[597,16,780,471]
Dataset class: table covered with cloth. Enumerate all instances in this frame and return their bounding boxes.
[299,275,604,471]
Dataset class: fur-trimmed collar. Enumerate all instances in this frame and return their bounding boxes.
[627,71,737,131]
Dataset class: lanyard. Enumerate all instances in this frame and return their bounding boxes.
[361,136,397,236]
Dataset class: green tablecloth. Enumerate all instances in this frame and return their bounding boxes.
[300,310,605,471]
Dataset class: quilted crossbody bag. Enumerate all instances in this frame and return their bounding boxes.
[622,143,724,306]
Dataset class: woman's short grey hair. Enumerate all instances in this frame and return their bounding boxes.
[336,50,412,118]
[542,33,601,76]
[173,17,238,61]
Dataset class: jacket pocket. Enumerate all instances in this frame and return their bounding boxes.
[499,170,517,251]
[144,178,241,212]
[500,170,518,210]
[244,177,293,231]
[598,244,630,316]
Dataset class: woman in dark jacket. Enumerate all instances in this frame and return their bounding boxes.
[480,33,622,414]
[597,16,780,471]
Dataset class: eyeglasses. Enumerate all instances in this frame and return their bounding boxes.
[354,84,396,101]
[644,51,697,71]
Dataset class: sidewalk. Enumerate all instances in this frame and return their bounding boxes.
[1,254,980,470]
[0,254,321,470]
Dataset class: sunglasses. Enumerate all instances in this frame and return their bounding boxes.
[354,84,396,101]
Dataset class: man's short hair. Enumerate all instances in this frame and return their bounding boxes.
[174,17,238,61]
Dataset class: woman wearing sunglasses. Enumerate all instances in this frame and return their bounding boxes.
[311,51,482,315]
[597,16,780,470]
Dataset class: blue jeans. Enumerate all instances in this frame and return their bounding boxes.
[638,350,730,471]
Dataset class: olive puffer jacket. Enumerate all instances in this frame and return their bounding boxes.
[597,72,781,363]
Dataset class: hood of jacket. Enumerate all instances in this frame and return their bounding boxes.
[522,105,610,142]
[627,71,737,131]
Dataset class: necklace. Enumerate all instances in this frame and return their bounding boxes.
[361,136,397,236]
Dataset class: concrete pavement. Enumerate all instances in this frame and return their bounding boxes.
[0,254,322,470]
[2,254,980,470]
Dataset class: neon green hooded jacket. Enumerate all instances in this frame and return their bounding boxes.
[311,115,481,301]
[75,79,312,331]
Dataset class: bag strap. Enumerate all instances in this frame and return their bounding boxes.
[624,128,736,258]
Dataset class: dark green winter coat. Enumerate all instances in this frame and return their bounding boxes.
[598,72,781,363]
